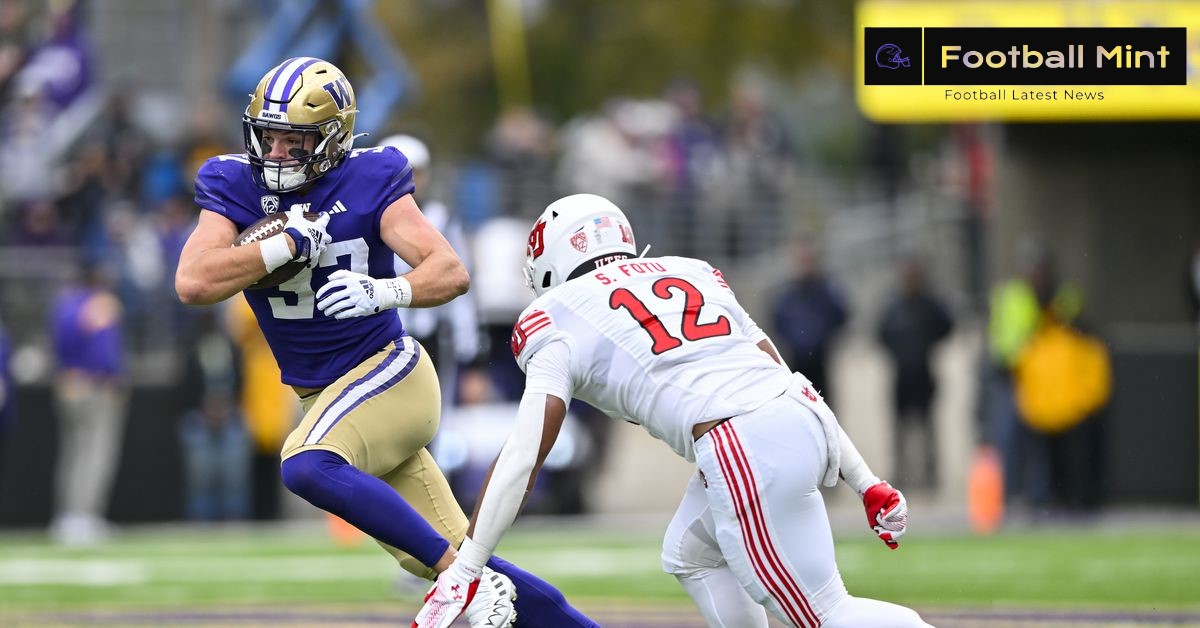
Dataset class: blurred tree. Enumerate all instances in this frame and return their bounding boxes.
[375,0,854,156]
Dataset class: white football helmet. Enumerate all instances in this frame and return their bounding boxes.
[243,57,358,192]
[523,194,637,296]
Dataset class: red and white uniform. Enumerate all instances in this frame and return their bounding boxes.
[492,255,926,627]
[511,256,791,461]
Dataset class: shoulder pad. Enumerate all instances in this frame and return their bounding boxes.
[347,146,414,206]
[510,306,564,371]
[671,256,732,292]
[195,155,251,216]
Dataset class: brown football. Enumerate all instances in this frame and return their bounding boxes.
[233,212,319,290]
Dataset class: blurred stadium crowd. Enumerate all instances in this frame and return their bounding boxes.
[0,0,1189,548]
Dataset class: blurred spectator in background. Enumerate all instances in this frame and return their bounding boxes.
[878,257,953,492]
[58,137,109,244]
[226,294,296,521]
[155,193,200,343]
[49,260,127,546]
[865,123,907,214]
[97,90,151,203]
[0,0,32,103]
[556,98,663,214]
[1010,260,1110,516]
[2,0,100,204]
[988,239,1084,512]
[711,73,797,259]
[771,236,849,406]
[99,201,165,351]
[1190,236,1200,332]
[380,134,481,402]
[660,77,718,257]
[486,106,556,218]
[138,146,185,212]
[0,314,12,488]
[15,0,93,115]
[0,85,57,204]
[13,198,65,246]
[178,306,250,521]
[180,97,231,185]
[471,216,534,401]
[949,124,994,312]
[431,369,595,516]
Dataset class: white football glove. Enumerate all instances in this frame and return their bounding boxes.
[862,481,908,549]
[412,558,483,628]
[282,209,331,268]
[316,269,412,319]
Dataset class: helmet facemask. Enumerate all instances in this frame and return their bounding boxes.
[243,115,348,193]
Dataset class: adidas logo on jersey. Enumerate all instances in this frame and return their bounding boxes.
[327,200,349,215]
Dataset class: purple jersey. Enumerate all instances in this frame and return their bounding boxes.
[195,147,415,387]
[51,287,123,378]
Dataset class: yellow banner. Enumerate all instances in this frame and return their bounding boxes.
[856,1,1200,121]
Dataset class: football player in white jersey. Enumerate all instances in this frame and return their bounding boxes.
[414,194,933,628]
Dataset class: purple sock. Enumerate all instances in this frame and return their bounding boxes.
[281,450,598,626]
[487,555,600,627]
[280,449,450,568]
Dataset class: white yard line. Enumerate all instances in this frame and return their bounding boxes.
[0,546,657,586]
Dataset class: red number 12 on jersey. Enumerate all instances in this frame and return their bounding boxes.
[609,277,732,354]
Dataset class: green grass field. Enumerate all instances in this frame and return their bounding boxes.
[0,520,1197,625]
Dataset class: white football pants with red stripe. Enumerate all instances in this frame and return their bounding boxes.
[663,394,931,628]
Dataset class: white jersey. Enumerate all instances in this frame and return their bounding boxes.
[511,256,793,461]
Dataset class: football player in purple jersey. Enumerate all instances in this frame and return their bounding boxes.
[175,57,598,628]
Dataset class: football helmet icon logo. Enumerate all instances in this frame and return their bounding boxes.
[875,43,910,70]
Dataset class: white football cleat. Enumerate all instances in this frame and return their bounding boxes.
[465,568,518,628]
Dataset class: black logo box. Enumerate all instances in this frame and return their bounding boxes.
[924,27,1185,85]
[865,27,923,85]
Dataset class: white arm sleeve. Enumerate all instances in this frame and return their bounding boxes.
[838,424,881,496]
[469,340,573,555]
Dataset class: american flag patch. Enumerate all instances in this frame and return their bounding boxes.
[593,216,613,228]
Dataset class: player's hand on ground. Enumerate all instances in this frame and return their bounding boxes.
[282,209,331,268]
[412,560,482,628]
[316,270,386,319]
[863,481,908,549]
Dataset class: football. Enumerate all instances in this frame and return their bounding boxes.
[234,212,319,290]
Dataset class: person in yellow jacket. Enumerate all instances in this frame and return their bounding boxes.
[1013,317,1111,436]
[227,294,299,520]
[986,242,1085,511]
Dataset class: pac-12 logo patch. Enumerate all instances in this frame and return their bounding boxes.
[261,195,280,214]
[570,230,588,252]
